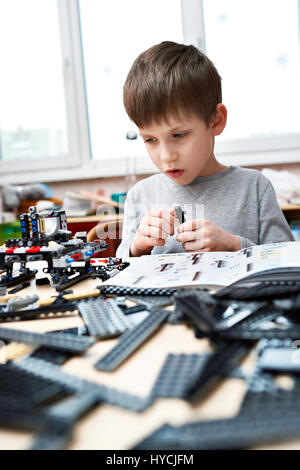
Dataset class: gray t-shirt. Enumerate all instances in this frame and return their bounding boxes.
[116,166,294,257]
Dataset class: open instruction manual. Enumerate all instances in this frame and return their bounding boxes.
[103,241,300,289]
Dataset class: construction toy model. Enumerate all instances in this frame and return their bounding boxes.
[0,206,129,292]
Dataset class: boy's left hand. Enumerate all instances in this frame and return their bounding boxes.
[176,219,241,252]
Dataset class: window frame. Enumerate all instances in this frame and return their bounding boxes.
[1,0,300,186]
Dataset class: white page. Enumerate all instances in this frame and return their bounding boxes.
[102,241,300,289]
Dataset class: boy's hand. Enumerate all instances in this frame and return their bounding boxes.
[130,209,177,256]
[176,219,241,252]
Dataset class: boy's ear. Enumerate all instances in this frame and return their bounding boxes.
[210,104,227,136]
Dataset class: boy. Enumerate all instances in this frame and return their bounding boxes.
[116,41,293,257]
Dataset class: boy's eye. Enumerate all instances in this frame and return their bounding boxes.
[144,137,156,143]
[173,132,187,138]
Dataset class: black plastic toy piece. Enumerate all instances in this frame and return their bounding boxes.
[30,392,100,450]
[99,285,176,297]
[254,337,300,374]
[136,352,300,449]
[16,357,150,412]
[0,291,77,323]
[215,280,300,301]
[184,340,250,402]
[174,206,186,224]
[0,267,37,291]
[120,304,149,315]
[0,406,59,433]
[218,326,300,341]
[77,297,133,338]
[174,291,268,333]
[8,282,30,294]
[0,362,68,410]
[125,294,174,309]
[134,408,300,450]
[30,327,87,365]
[94,309,170,371]
[150,353,210,399]
[0,206,112,291]
[0,326,95,353]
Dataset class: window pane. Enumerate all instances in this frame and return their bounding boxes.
[79,0,184,160]
[0,0,68,162]
[203,0,300,140]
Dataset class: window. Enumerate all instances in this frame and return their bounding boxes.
[1,0,300,185]
[0,0,70,172]
[79,0,183,161]
[201,0,300,165]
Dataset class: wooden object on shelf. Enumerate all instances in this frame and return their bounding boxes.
[79,190,123,209]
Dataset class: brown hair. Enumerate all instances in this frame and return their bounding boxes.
[123,41,222,128]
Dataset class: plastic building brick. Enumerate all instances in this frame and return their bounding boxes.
[8,282,30,294]
[30,327,87,365]
[256,338,300,374]
[174,206,186,224]
[30,392,101,450]
[0,267,38,291]
[186,340,250,402]
[174,294,217,333]
[120,304,149,315]
[94,309,170,371]
[133,408,300,450]
[0,206,114,291]
[124,294,174,309]
[0,292,77,323]
[77,297,133,339]
[174,291,269,333]
[16,357,150,412]
[124,309,150,327]
[0,362,67,409]
[135,361,300,449]
[218,326,300,341]
[0,407,59,433]
[30,421,72,451]
[150,353,210,399]
[214,280,300,301]
[0,326,95,354]
[99,285,176,297]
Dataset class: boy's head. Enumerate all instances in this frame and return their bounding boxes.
[123,41,222,128]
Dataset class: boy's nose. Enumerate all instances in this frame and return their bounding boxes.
[160,144,178,162]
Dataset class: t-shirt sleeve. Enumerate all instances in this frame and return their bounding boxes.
[116,188,140,258]
[258,181,294,244]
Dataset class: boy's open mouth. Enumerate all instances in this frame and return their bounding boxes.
[166,169,184,178]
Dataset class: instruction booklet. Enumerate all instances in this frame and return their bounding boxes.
[103,241,300,289]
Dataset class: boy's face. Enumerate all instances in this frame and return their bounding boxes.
[139,108,226,185]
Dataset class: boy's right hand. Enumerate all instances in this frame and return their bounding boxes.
[130,208,177,257]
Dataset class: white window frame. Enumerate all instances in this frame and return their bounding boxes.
[1,0,300,186]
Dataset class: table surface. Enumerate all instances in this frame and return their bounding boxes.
[1,262,300,450]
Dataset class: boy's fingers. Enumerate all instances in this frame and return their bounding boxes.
[176,230,198,243]
[183,240,204,251]
[177,219,203,233]
[148,208,177,227]
[147,216,175,236]
[140,224,169,240]
[140,235,165,247]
